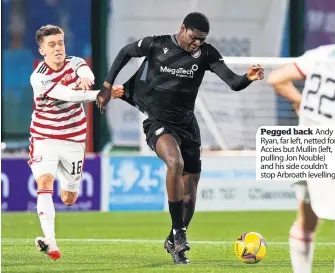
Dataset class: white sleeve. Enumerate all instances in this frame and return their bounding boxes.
[71,56,95,83]
[77,66,95,83]
[47,86,99,102]
[294,48,318,77]
[30,73,99,102]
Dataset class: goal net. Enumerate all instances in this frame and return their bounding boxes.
[195,57,305,151]
[139,57,305,153]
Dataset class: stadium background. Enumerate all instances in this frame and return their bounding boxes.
[2,0,335,272]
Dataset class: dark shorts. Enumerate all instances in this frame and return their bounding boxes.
[143,117,201,174]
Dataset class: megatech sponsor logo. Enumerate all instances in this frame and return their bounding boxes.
[160,64,198,78]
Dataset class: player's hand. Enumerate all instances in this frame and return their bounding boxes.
[96,84,112,114]
[112,85,124,99]
[73,78,94,91]
[247,64,264,81]
[76,78,94,90]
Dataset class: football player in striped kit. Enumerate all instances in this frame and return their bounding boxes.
[29,25,123,260]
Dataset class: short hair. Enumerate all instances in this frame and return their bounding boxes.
[183,12,210,33]
[35,25,64,45]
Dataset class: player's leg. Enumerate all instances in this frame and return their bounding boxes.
[155,134,190,254]
[307,180,335,273]
[181,118,202,231]
[165,125,201,264]
[182,172,200,228]
[166,145,201,236]
[165,172,200,264]
[57,140,85,206]
[289,181,318,273]
[156,134,184,202]
[143,119,189,255]
[29,139,61,260]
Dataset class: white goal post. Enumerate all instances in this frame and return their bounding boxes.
[139,57,302,153]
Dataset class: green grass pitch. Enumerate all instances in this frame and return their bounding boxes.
[2,211,334,272]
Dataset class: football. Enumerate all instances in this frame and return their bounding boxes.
[234,232,267,264]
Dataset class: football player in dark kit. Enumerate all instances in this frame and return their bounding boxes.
[96,12,264,264]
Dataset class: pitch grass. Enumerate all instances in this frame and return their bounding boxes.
[2,211,335,272]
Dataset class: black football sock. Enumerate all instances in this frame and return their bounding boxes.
[168,199,185,232]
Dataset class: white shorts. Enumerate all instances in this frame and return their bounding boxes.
[293,180,335,220]
[29,138,85,192]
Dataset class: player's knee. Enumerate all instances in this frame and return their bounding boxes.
[36,174,54,190]
[61,195,77,206]
[166,156,184,173]
[61,190,78,206]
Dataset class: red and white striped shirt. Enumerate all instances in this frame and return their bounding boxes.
[30,56,98,143]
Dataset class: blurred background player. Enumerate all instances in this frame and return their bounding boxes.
[97,12,264,264]
[268,44,335,273]
[30,25,123,260]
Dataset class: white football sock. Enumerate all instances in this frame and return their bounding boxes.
[289,222,315,273]
[37,190,55,240]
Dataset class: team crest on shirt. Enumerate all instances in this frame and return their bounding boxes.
[61,74,73,85]
[191,49,201,58]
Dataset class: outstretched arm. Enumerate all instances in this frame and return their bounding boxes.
[267,63,305,113]
[47,85,99,102]
[31,73,99,103]
[207,45,264,91]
